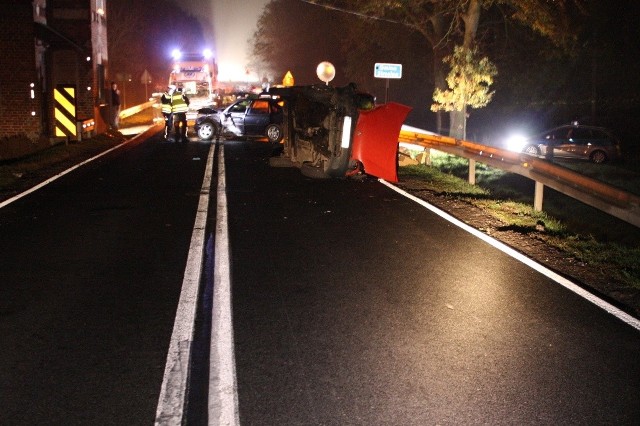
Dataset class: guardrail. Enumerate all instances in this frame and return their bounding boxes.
[119,99,157,120]
[398,125,640,228]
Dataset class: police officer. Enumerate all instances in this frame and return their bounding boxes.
[171,86,190,142]
[161,85,175,140]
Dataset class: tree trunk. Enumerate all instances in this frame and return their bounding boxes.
[449,110,465,139]
[433,46,448,134]
[429,13,448,134]
[462,0,481,49]
[450,0,482,139]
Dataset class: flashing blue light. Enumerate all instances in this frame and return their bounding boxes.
[171,49,182,60]
[203,48,213,59]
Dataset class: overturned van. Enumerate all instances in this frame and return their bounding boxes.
[266,83,411,182]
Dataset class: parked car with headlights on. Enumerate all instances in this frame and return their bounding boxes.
[507,123,621,164]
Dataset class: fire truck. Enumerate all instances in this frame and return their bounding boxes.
[169,49,218,120]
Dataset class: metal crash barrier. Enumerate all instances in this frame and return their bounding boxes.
[397,126,640,228]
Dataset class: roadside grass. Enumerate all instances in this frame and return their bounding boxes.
[0,131,127,190]
[400,158,640,291]
[556,160,640,196]
[0,107,157,194]
[397,161,487,196]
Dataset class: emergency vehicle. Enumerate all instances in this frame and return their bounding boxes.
[169,49,218,120]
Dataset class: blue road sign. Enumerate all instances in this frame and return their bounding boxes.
[374,63,402,79]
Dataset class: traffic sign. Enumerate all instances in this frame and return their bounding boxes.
[141,69,152,99]
[140,69,152,84]
[283,70,295,87]
[374,63,402,79]
[54,85,77,138]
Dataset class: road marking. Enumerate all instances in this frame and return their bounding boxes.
[208,143,240,425]
[381,179,640,331]
[155,142,215,425]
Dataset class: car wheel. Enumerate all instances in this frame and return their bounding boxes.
[523,145,541,156]
[590,150,608,164]
[196,121,218,140]
[265,124,283,143]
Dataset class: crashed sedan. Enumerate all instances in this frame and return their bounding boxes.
[194,96,284,143]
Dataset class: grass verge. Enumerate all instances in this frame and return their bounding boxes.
[0,107,159,198]
[399,159,640,292]
[0,131,127,191]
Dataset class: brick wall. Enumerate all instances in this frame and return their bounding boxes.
[49,1,94,128]
[0,0,101,144]
[0,1,43,140]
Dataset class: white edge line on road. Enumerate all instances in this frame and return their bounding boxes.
[155,142,214,425]
[0,126,160,210]
[380,179,640,332]
[208,143,240,425]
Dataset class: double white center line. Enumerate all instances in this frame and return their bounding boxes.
[155,143,239,425]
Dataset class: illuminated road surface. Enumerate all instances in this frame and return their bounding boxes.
[223,140,640,425]
[1,133,638,425]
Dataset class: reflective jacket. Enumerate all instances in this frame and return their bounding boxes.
[171,91,189,113]
[161,92,172,114]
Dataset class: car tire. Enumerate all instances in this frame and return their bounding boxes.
[590,150,608,164]
[196,120,218,140]
[265,124,283,144]
[523,145,541,156]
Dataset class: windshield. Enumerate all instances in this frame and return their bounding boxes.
[180,81,211,98]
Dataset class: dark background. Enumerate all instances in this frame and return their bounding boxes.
[107,0,640,158]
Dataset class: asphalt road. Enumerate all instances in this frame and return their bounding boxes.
[224,140,640,425]
[0,133,211,425]
[1,133,639,425]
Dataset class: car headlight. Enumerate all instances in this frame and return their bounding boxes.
[505,134,527,152]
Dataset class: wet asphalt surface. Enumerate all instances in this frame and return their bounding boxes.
[0,133,639,425]
[224,140,640,425]
[0,134,211,425]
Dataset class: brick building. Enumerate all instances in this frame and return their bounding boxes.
[0,0,109,144]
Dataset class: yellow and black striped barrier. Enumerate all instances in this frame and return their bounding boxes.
[54,85,77,138]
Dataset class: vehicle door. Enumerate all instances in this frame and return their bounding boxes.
[564,127,594,158]
[550,127,575,158]
[243,99,271,136]
[541,128,567,157]
[223,99,251,135]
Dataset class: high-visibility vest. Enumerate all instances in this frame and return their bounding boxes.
[171,92,189,113]
[161,92,172,114]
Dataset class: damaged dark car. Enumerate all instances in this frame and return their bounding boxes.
[194,96,284,143]
[266,83,411,182]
